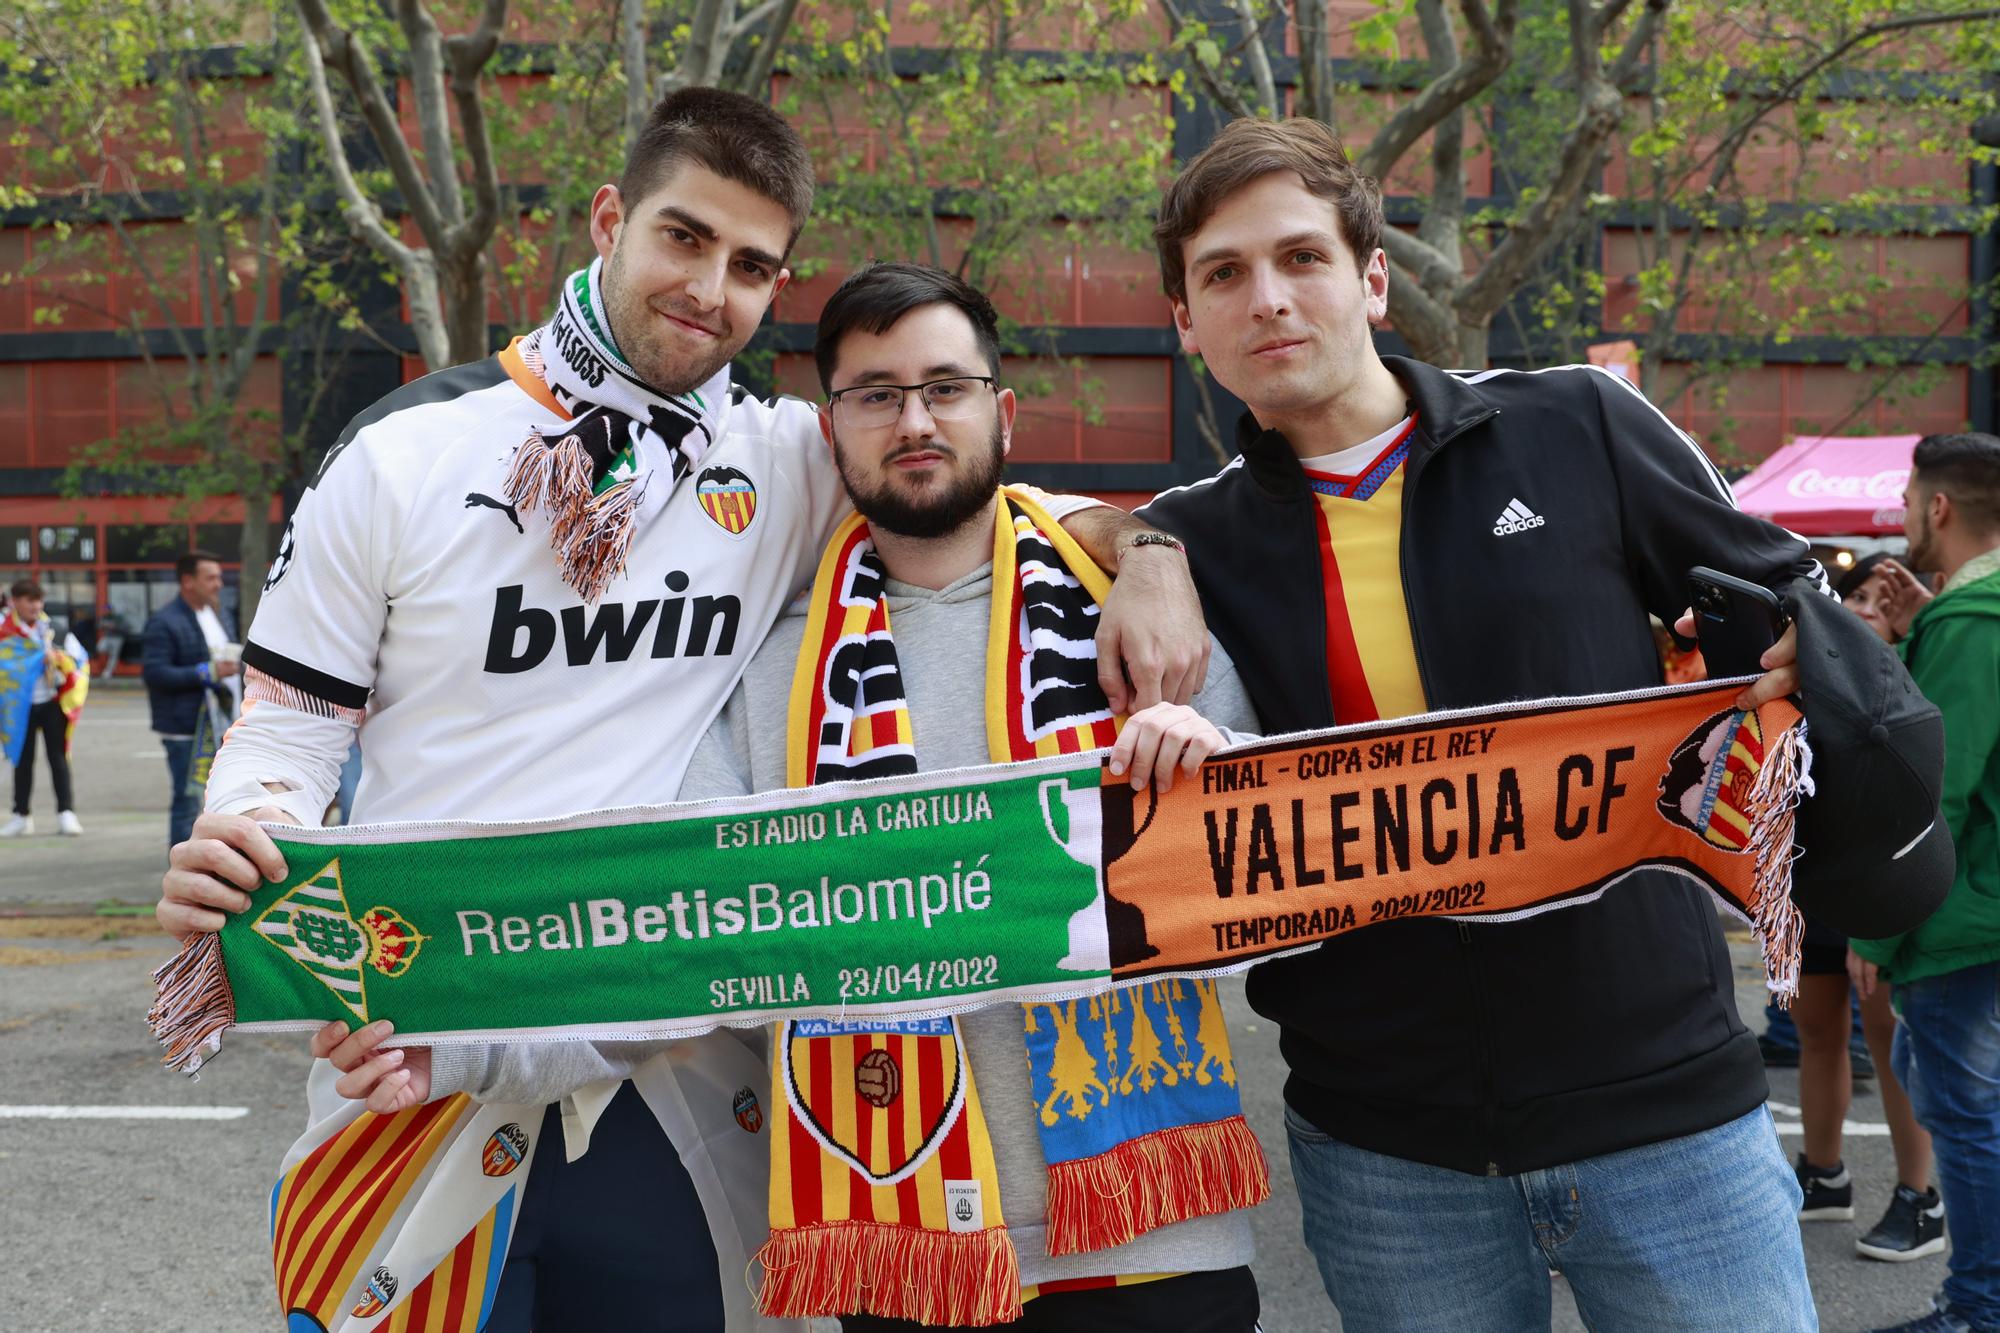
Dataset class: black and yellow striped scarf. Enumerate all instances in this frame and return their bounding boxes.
[758,487,1267,1326]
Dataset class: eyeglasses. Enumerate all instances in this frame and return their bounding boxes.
[827,376,996,429]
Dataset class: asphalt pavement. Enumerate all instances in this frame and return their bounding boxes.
[0,691,1954,1331]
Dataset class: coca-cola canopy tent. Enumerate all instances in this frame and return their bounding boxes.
[1731,434,1920,536]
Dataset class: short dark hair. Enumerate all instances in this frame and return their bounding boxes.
[1835,551,1894,598]
[176,550,222,581]
[1154,116,1384,306]
[1912,432,2000,534]
[621,87,814,249]
[813,262,1003,394]
[9,577,41,601]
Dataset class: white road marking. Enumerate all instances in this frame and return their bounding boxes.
[1774,1122,1892,1136]
[0,1105,249,1121]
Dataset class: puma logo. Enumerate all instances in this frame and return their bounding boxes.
[465,492,523,534]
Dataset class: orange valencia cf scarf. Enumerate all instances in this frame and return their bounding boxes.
[757,488,1268,1326]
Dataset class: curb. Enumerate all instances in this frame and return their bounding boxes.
[1,901,156,919]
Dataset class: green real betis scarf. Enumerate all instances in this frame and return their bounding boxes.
[151,678,1813,1077]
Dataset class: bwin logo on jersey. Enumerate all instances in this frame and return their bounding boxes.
[1492,498,1546,536]
[484,572,741,673]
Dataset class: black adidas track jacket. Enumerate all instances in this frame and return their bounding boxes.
[1140,355,1825,1177]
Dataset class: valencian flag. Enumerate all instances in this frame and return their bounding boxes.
[0,621,41,766]
[268,1092,530,1333]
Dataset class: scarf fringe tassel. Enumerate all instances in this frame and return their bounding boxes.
[1745,719,1812,1007]
[1043,1114,1271,1257]
[755,1220,1023,1328]
[147,931,234,1076]
[504,425,644,605]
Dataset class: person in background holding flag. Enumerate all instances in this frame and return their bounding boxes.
[1,577,87,838]
[142,550,239,851]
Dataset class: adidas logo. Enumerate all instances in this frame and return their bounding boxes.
[1492,498,1546,536]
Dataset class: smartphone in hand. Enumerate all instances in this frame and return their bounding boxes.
[1687,567,1787,679]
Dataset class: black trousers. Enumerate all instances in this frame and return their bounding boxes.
[840,1265,1261,1333]
[12,699,72,815]
[485,1082,724,1332]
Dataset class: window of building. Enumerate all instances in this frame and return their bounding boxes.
[107,523,189,563]
[193,524,242,562]
[36,524,97,564]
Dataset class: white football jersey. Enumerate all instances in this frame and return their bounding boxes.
[225,343,848,823]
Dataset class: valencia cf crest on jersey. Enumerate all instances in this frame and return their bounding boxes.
[696,465,757,535]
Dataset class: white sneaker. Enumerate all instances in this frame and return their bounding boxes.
[56,811,83,836]
[0,814,32,837]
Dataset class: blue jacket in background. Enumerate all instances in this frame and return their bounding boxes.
[143,597,236,735]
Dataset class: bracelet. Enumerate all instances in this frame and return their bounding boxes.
[1126,531,1186,557]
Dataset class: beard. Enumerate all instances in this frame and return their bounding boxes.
[601,242,743,396]
[834,420,1006,539]
[1906,504,1937,572]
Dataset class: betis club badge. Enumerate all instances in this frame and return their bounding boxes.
[251,859,429,1023]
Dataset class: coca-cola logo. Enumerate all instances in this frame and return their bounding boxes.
[1784,466,1909,501]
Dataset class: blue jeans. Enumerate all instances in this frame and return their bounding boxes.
[1894,961,2000,1330]
[1286,1104,1816,1332]
[162,738,199,849]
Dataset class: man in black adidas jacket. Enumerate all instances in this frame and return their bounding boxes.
[1140,117,1826,1330]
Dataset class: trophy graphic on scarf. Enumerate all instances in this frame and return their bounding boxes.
[1039,774,1160,971]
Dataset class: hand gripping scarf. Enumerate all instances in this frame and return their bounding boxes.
[506,258,729,603]
[755,488,1269,1327]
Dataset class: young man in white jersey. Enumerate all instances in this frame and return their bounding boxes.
[156,89,1209,1332]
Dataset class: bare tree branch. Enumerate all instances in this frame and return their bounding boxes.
[1182,354,1233,467]
[1156,0,1258,121]
[1232,0,1278,118]
[1383,258,1460,364]
[659,0,732,96]
[1380,226,1462,302]
[394,0,464,231]
[298,14,448,366]
[1289,0,1332,127]
[729,0,783,41]
[294,0,450,246]
[621,0,650,144]
[1414,0,1465,261]
[1456,0,1667,323]
[734,0,801,95]
[444,0,507,252]
[1354,0,1517,180]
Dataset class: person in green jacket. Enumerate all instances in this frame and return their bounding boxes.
[1853,431,2000,1333]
